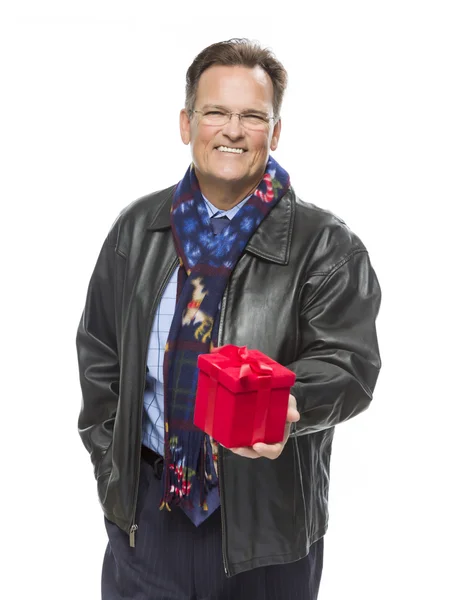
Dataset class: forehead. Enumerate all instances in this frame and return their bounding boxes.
[195,65,274,111]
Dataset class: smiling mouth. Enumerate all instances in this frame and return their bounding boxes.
[216,146,246,154]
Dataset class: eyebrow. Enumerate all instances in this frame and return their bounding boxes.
[201,104,270,117]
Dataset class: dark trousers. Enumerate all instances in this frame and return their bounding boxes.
[102,458,324,600]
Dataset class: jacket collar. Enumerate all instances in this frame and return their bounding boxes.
[147,185,295,266]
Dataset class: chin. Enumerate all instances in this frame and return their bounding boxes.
[210,169,248,184]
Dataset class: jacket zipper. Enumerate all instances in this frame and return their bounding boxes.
[217,284,231,576]
[129,255,179,547]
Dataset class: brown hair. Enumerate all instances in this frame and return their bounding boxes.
[185,38,288,120]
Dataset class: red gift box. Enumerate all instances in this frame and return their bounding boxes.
[194,345,296,448]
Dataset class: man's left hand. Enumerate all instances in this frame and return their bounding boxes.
[228,394,300,460]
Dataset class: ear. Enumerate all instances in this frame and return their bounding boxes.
[180,109,191,145]
[269,118,282,151]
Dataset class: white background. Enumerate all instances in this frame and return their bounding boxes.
[1,1,465,599]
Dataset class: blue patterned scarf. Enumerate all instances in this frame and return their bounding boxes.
[160,156,290,511]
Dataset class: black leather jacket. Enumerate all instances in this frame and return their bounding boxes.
[77,184,381,577]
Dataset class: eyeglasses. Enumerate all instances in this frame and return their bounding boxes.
[190,109,275,131]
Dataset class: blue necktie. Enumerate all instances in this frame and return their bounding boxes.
[211,214,230,235]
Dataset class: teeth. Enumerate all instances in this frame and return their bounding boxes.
[217,146,244,154]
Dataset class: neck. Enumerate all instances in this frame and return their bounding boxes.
[195,172,263,211]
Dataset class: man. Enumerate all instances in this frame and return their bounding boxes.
[77,38,381,600]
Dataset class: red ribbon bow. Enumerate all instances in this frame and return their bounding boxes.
[211,345,273,380]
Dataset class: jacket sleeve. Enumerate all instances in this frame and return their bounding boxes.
[289,248,382,436]
[76,226,123,478]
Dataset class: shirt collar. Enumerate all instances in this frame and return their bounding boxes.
[202,193,252,220]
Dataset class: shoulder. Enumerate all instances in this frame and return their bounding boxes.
[116,184,176,228]
[106,184,176,250]
[290,189,368,275]
[293,191,365,248]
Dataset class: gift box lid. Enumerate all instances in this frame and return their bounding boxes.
[197,345,296,393]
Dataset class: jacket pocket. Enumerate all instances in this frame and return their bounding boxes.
[96,440,113,479]
[97,469,112,508]
[96,441,113,506]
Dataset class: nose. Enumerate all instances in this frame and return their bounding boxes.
[221,113,244,140]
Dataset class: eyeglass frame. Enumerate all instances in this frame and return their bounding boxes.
[188,108,277,129]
